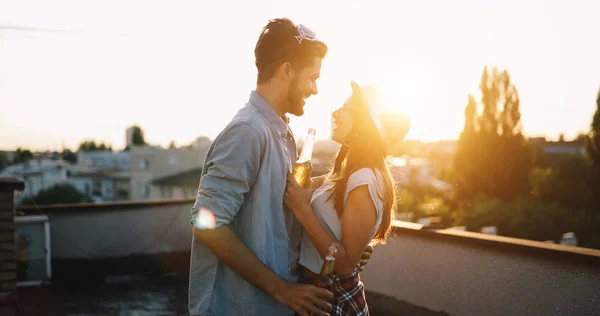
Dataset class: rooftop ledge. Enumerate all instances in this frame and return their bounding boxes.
[16,198,600,264]
[391,220,600,265]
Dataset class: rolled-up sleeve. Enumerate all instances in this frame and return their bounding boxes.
[191,121,262,228]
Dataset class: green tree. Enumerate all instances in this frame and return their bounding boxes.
[584,86,600,202]
[131,125,147,146]
[12,148,34,164]
[78,140,112,152]
[78,140,97,151]
[530,155,592,210]
[20,183,92,206]
[62,149,78,164]
[457,196,587,244]
[0,152,8,171]
[451,66,533,201]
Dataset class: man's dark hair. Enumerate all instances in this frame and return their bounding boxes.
[254,18,328,84]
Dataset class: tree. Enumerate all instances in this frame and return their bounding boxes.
[168,140,177,149]
[530,155,592,210]
[0,152,8,171]
[584,86,600,202]
[457,196,587,244]
[62,149,78,164]
[20,183,92,206]
[12,148,34,164]
[451,66,533,201]
[78,140,112,152]
[131,125,146,146]
[78,141,97,151]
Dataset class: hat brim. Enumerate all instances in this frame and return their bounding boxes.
[380,112,411,144]
[351,81,411,147]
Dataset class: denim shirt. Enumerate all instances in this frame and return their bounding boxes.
[188,91,301,316]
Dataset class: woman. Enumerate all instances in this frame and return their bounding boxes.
[284,81,409,315]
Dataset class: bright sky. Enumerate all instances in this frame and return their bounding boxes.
[1,0,599,151]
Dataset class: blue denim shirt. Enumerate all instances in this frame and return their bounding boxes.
[188,91,301,316]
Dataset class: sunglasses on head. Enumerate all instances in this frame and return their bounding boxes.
[295,24,318,44]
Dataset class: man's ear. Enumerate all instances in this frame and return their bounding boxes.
[279,62,295,82]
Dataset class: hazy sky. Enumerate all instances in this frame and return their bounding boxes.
[1,0,599,151]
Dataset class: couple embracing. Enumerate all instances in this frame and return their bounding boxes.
[189,17,410,316]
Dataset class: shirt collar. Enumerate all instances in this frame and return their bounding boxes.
[249,91,290,137]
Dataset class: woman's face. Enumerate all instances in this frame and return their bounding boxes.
[331,97,355,145]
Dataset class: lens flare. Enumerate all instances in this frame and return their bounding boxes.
[192,208,216,230]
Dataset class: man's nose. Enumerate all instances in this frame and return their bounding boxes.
[311,83,318,96]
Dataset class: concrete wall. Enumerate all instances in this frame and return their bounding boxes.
[20,199,194,259]
[360,221,600,316]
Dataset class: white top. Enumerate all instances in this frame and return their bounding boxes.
[298,168,385,274]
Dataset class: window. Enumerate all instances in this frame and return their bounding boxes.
[117,188,129,200]
[161,186,173,199]
[139,159,149,170]
[92,180,102,196]
[139,182,150,199]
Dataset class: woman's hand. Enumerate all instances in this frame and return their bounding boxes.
[284,173,313,216]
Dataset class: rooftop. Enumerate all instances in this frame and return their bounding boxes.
[9,198,600,316]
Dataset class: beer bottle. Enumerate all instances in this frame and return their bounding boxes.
[292,128,316,189]
[315,242,339,290]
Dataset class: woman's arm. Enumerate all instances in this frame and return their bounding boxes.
[284,177,377,276]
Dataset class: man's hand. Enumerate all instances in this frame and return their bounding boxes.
[358,244,373,272]
[273,280,334,316]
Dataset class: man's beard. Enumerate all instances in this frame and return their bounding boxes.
[287,79,305,116]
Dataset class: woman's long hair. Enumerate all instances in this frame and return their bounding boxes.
[325,86,396,244]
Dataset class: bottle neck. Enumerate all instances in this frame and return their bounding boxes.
[298,130,316,163]
[319,256,336,276]
[319,243,338,276]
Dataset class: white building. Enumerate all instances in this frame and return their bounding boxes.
[0,159,78,203]
[72,151,131,202]
[69,169,130,202]
[77,151,130,170]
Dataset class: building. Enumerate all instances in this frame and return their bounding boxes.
[125,126,136,149]
[529,137,586,166]
[77,151,130,170]
[129,144,210,200]
[151,167,202,199]
[68,151,132,202]
[0,159,77,204]
[387,155,452,193]
[0,150,16,163]
[191,136,212,150]
[69,169,130,202]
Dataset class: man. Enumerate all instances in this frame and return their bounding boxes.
[189,18,371,316]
